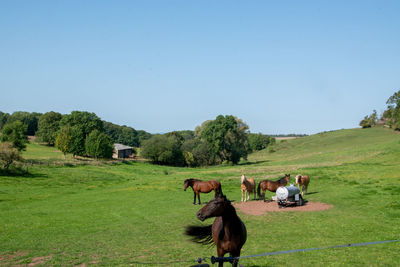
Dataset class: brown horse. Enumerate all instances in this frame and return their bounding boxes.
[184,178,222,205]
[257,174,290,202]
[295,174,310,196]
[241,174,256,202]
[185,194,247,267]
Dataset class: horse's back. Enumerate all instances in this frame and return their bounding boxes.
[302,175,310,186]
[196,179,220,193]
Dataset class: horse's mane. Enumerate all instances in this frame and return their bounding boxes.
[186,178,201,182]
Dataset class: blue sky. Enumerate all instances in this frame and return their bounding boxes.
[1,1,399,134]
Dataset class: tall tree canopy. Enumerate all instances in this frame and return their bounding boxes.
[0,121,29,151]
[200,115,249,164]
[36,111,63,146]
[59,111,104,156]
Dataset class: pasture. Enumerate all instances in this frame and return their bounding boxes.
[1,127,400,266]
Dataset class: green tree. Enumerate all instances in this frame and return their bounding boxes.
[0,121,28,151]
[137,130,153,146]
[59,111,104,156]
[55,126,85,158]
[359,110,378,128]
[85,130,114,159]
[55,126,73,158]
[385,90,400,130]
[200,115,249,164]
[248,133,270,151]
[7,111,41,136]
[103,121,139,147]
[0,111,10,130]
[36,111,62,146]
[0,142,21,170]
[141,134,185,166]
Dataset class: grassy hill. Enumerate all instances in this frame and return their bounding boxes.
[0,126,399,266]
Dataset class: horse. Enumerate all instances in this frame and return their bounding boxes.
[257,174,290,202]
[295,174,310,196]
[184,178,222,205]
[185,194,247,267]
[240,174,256,202]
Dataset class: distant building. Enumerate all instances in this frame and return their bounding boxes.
[113,144,133,159]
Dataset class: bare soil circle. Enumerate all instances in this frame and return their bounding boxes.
[233,200,333,216]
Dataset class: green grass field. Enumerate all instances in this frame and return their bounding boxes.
[1,126,400,266]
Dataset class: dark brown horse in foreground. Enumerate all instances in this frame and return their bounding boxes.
[257,174,290,202]
[295,174,310,196]
[184,178,222,205]
[185,195,247,267]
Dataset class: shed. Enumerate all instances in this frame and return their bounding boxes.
[113,143,133,159]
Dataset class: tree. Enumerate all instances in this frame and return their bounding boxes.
[0,121,28,151]
[85,130,114,159]
[0,111,10,130]
[199,115,249,164]
[7,111,41,136]
[55,126,85,158]
[36,111,62,146]
[103,121,139,147]
[248,133,270,151]
[385,90,400,130]
[141,134,185,166]
[59,111,104,156]
[55,126,73,158]
[0,142,21,170]
[359,110,378,128]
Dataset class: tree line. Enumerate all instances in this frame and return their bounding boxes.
[141,115,274,167]
[0,111,274,169]
[0,110,152,169]
[360,89,400,129]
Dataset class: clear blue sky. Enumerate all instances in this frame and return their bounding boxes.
[1,1,399,134]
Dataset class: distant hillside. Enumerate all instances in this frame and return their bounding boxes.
[248,126,400,169]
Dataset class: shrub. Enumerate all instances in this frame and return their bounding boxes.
[0,142,21,170]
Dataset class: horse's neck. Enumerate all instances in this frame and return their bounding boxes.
[222,204,239,220]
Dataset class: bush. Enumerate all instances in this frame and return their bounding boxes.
[0,142,21,170]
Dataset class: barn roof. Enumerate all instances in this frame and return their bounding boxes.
[114,143,133,151]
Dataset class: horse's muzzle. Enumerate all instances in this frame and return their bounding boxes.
[196,211,206,221]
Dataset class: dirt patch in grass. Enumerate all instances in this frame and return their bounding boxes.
[233,200,333,216]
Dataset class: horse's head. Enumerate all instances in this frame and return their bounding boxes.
[241,174,246,184]
[196,195,230,221]
[183,179,191,191]
[285,174,291,183]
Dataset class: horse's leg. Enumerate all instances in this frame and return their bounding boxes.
[262,189,266,202]
[193,192,196,205]
[217,248,225,267]
[241,189,243,202]
[198,193,201,205]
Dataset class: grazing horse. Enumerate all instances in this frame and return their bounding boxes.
[257,174,290,202]
[241,174,256,202]
[185,194,247,267]
[184,178,222,205]
[295,174,310,196]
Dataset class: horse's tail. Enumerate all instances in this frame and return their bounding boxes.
[257,181,262,199]
[185,225,213,245]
